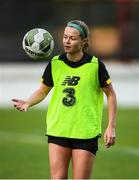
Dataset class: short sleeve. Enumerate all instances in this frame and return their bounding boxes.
[41,61,54,87]
[98,60,111,88]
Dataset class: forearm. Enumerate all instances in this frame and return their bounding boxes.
[107,91,117,128]
[26,89,46,108]
[26,84,52,108]
[103,85,117,147]
[103,84,117,128]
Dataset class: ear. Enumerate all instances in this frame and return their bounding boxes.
[82,38,88,45]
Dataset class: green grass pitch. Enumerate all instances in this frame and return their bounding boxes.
[0,107,139,179]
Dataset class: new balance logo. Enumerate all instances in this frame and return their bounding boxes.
[61,76,80,86]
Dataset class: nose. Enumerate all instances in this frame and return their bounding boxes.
[65,37,70,44]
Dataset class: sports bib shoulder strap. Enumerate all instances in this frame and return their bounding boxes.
[51,55,60,61]
[91,56,98,64]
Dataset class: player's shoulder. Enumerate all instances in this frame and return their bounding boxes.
[90,56,108,73]
[51,55,60,61]
[90,55,99,64]
[89,54,104,66]
[97,58,107,68]
[52,53,68,63]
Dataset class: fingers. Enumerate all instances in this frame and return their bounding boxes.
[105,135,115,148]
[14,105,27,112]
[12,99,21,107]
[12,98,20,102]
[12,99,20,109]
[11,98,27,112]
[19,108,27,112]
[104,127,116,148]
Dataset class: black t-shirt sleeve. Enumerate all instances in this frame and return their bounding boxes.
[41,61,54,87]
[98,60,111,88]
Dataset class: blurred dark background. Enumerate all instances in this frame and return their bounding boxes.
[0,2,139,178]
[0,0,139,62]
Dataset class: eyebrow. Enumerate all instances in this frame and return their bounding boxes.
[63,34,79,38]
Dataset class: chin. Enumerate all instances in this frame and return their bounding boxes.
[64,49,72,53]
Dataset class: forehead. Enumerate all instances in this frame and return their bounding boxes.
[64,27,80,36]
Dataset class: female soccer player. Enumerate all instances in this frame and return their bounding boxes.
[12,20,117,179]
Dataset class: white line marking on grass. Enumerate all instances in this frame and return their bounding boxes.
[0,130,139,157]
[0,130,46,145]
[99,145,139,156]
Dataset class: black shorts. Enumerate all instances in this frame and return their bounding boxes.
[47,135,99,155]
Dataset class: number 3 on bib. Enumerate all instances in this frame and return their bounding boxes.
[62,88,76,106]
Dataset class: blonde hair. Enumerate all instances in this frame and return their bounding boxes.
[67,20,90,53]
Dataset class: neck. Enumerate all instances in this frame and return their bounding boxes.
[66,52,84,62]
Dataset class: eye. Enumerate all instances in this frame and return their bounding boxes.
[71,37,77,40]
[63,35,68,39]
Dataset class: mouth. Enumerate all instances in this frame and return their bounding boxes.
[65,45,71,50]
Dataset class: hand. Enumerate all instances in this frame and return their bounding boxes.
[104,127,116,148]
[12,98,29,112]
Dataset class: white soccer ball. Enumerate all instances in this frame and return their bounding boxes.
[22,28,54,59]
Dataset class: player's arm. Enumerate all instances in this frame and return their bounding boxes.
[12,83,52,112]
[98,60,117,148]
[26,83,52,107]
[12,61,53,112]
[103,84,117,148]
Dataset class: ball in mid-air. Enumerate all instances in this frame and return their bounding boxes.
[22,28,54,59]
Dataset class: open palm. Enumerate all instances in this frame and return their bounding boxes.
[12,99,29,112]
